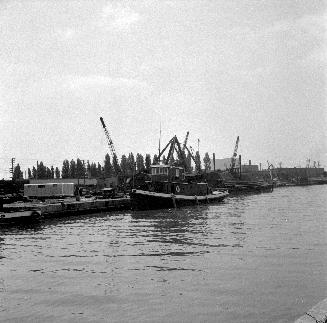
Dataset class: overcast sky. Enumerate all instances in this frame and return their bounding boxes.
[0,0,326,178]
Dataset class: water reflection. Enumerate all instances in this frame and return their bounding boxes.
[129,202,248,253]
[1,186,326,322]
[0,222,44,234]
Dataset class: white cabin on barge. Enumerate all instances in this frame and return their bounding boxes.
[24,183,75,198]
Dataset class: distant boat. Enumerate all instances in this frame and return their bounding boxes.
[0,207,42,224]
[130,164,229,211]
[221,180,274,193]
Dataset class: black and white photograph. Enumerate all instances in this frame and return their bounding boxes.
[0,1,326,322]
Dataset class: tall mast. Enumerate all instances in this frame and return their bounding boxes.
[158,120,162,159]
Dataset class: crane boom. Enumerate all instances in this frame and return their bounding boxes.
[182,131,189,152]
[184,145,197,168]
[100,117,120,174]
[230,136,239,171]
[188,145,201,172]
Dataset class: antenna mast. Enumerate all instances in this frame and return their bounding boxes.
[158,120,162,158]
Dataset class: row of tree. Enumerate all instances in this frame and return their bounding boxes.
[12,151,212,180]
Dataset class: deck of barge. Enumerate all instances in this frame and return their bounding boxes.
[2,197,131,219]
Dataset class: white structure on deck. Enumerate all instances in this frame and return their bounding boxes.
[24,183,75,198]
[29,178,97,186]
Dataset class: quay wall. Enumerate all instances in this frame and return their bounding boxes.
[41,198,131,217]
[237,168,325,180]
[5,198,131,218]
[271,167,324,178]
[205,167,326,187]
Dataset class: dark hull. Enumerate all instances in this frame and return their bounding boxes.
[220,181,274,195]
[0,210,43,225]
[130,190,229,211]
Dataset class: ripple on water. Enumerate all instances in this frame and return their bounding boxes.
[0,186,326,322]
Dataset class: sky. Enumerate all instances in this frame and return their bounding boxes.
[0,0,326,178]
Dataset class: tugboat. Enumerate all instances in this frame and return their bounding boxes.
[130,164,228,210]
[130,135,228,211]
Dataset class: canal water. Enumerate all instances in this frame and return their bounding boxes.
[0,185,326,322]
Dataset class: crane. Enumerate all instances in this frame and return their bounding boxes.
[182,131,189,153]
[187,145,202,173]
[230,136,240,172]
[157,135,197,172]
[99,117,120,174]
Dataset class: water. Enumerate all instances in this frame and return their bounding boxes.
[0,185,326,322]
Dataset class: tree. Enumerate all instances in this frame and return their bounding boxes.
[32,166,37,178]
[127,152,135,175]
[90,162,97,178]
[55,167,60,179]
[69,159,76,178]
[112,155,121,175]
[203,152,211,172]
[27,168,32,179]
[62,160,70,178]
[46,167,52,178]
[13,164,23,180]
[152,154,159,165]
[76,158,85,179]
[136,153,144,173]
[50,165,55,178]
[37,161,47,179]
[97,162,103,177]
[195,151,201,172]
[86,160,91,178]
[104,154,113,178]
[120,155,128,176]
[145,154,151,173]
[162,155,166,164]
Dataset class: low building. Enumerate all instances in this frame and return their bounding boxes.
[241,164,259,172]
[209,157,259,173]
[209,157,240,171]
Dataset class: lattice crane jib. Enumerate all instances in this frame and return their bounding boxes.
[182,131,189,153]
[100,117,120,173]
[231,136,240,170]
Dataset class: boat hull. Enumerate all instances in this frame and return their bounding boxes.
[0,209,43,224]
[130,189,229,211]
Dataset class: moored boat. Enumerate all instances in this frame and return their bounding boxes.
[130,164,228,211]
[0,207,42,224]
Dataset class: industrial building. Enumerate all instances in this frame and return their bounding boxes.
[209,157,258,172]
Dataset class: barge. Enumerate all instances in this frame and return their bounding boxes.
[0,197,130,225]
[0,207,42,224]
